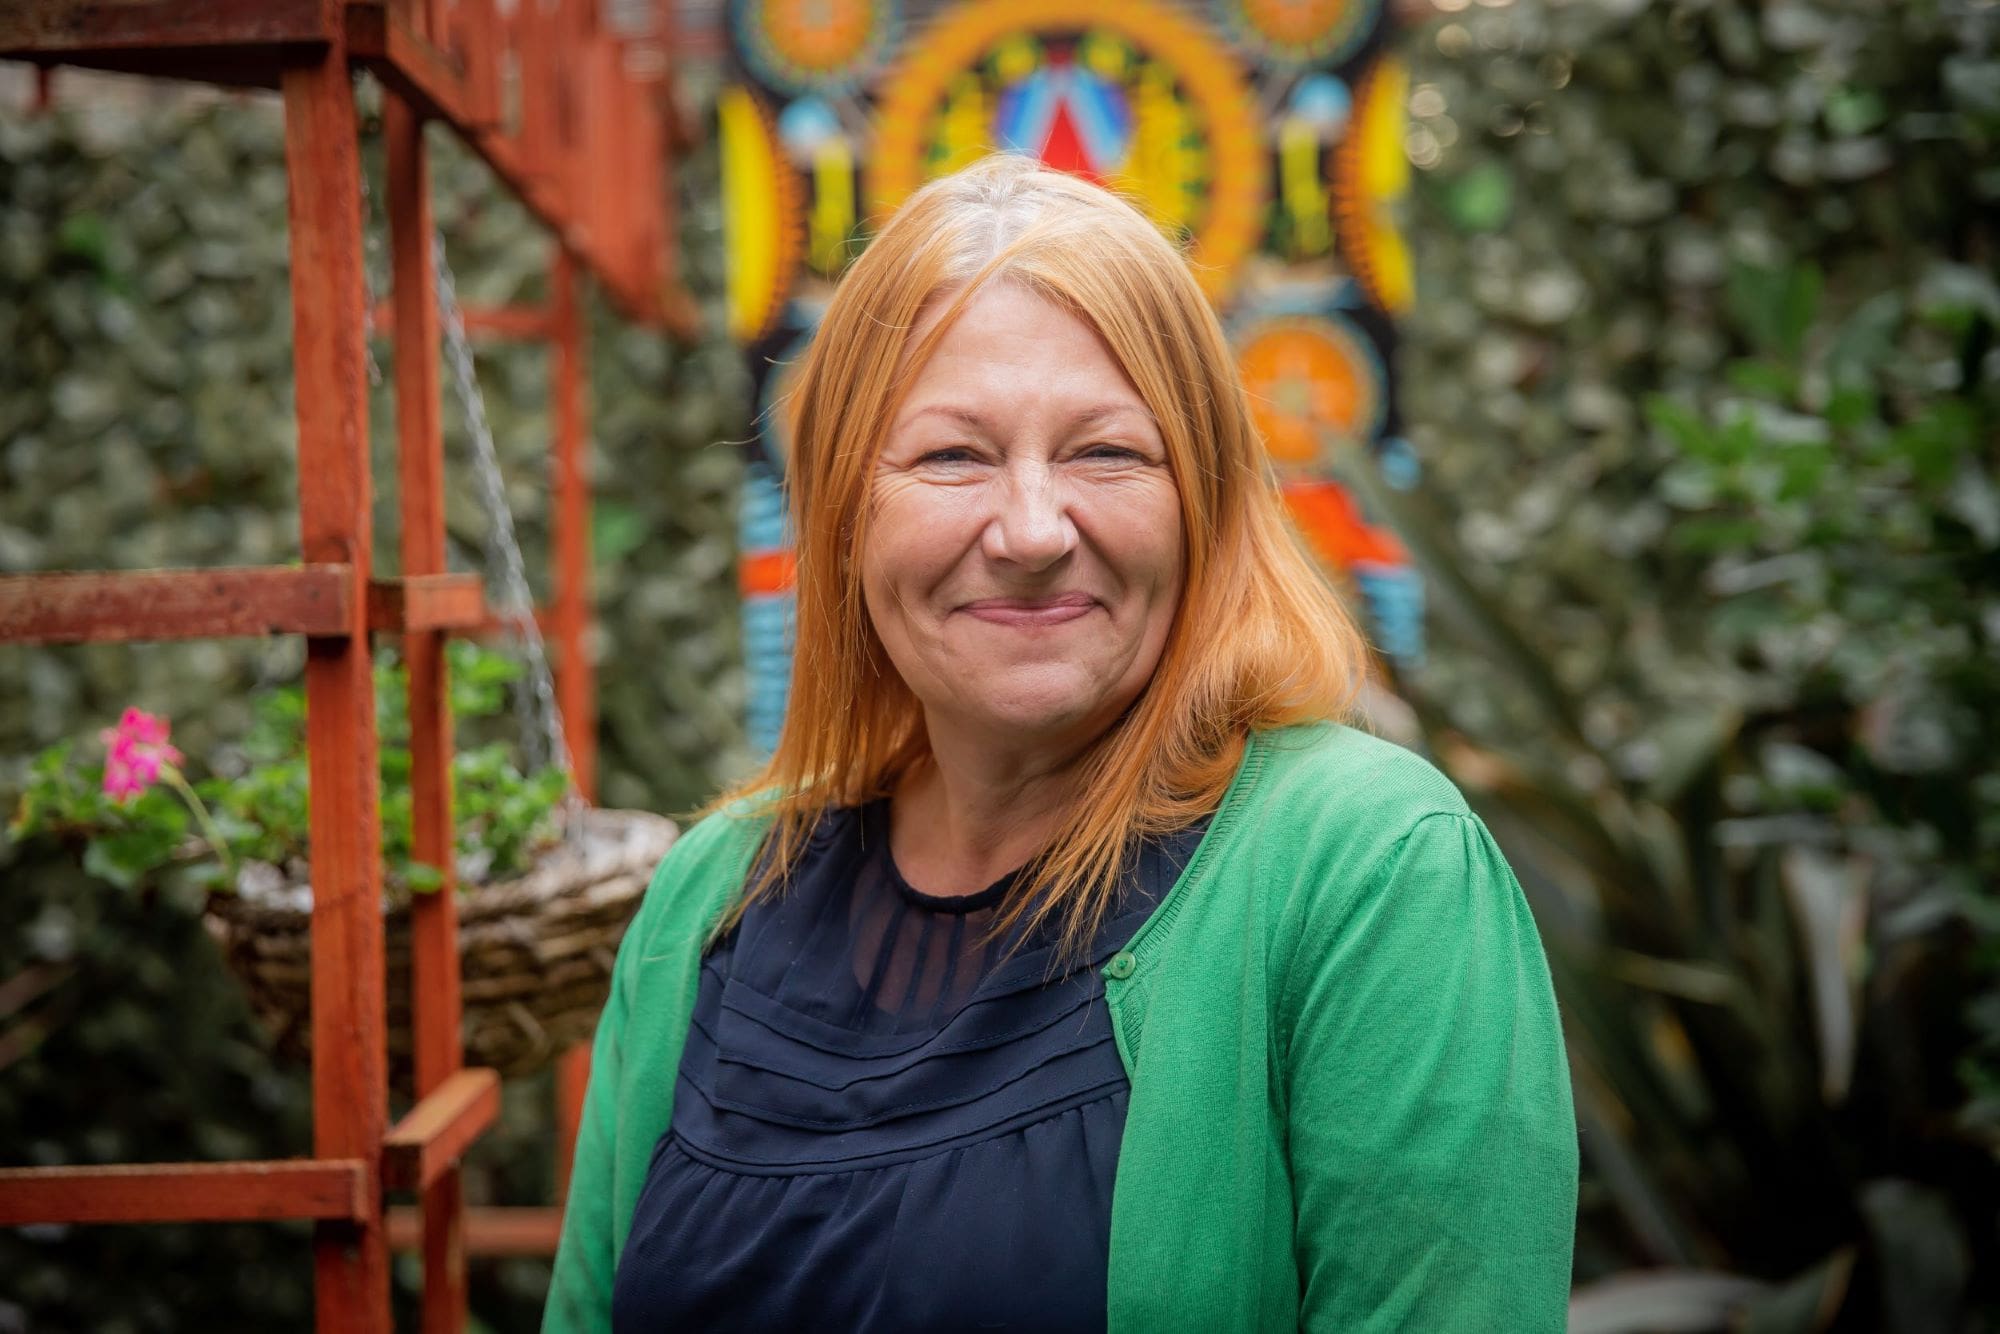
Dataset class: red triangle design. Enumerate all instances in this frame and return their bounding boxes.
[1039,96,1100,182]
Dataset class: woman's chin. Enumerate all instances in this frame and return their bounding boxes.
[940,669,1136,746]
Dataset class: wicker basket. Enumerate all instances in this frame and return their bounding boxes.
[203,806,677,1089]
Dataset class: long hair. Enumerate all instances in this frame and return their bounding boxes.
[713,154,1371,960]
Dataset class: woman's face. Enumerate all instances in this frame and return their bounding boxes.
[864,281,1185,756]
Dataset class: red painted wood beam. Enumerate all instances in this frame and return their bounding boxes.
[386,90,473,1332]
[387,1205,565,1256]
[345,1,482,130]
[0,1,331,56]
[0,1160,368,1226]
[281,38,392,1333]
[0,565,352,644]
[370,299,556,341]
[366,573,486,633]
[0,568,483,644]
[461,603,558,641]
[381,1068,500,1193]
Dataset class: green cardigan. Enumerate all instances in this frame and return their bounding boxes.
[543,723,1578,1331]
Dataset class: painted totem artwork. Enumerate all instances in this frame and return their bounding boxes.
[722,0,1422,755]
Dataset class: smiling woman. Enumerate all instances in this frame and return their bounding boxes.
[545,156,1578,1334]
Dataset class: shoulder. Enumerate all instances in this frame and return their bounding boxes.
[1245,720,1473,832]
[658,797,776,876]
[1236,727,1545,1011]
[1224,722,1511,942]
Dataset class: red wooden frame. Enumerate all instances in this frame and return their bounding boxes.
[387,1204,565,1256]
[0,4,681,1329]
[0,569,486,643]
[0,0,691,330]
[0,566,355,643]
[0,1161,369,1226]
[383,1068,502,1193]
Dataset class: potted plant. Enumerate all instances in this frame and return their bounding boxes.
[8,642,676,1087]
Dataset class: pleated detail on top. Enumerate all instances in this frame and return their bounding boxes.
[610,799,1206,1334]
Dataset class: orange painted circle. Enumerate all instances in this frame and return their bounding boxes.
[764,0,876,72]
[1236,316,1385,466]
[1222,0,1380,66]
[1244,0,1357,46]
[733,0,896,93]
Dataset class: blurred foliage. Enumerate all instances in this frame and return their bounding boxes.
[1390,1,2000,1329]
[0,71,748,1332]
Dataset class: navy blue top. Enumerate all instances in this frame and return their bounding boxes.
[609,799,1204,1333]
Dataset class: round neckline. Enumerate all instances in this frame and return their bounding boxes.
[864,800,1025,916]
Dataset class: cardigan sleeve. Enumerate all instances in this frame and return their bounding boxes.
[1281,810,1577,1332]
[541,885,644,1334]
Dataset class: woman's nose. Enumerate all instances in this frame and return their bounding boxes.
[982,464,1077,571]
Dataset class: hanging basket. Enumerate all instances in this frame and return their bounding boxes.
[203,806,677,1090]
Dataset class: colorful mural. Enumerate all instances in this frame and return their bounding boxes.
[722,0,1423,754]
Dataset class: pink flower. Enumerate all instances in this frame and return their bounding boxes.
[100,707,183,802]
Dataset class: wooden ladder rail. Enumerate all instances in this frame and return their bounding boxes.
[385,73,473,1332]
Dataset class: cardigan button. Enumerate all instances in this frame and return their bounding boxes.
[1104,951,1137,981]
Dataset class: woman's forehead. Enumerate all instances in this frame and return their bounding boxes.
[892,283,1155,426]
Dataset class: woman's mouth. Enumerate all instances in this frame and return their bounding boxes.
[957,593,1098,626]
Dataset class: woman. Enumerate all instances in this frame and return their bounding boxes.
[546,155,1576,1332]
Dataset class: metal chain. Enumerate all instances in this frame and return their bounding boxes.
[431,232,576,806]
[354,140,581,836]
[357,164,384,389]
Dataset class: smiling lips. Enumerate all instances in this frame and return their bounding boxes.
[957,592,1099,626]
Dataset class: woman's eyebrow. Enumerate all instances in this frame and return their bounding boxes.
[1067,403,1156,431]
[904,404,992,432]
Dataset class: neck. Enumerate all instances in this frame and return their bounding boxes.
[889,718,1088,898]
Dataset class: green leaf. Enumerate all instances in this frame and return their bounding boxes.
[1824,88,1887,136]
[1859,1179,1972,1334]
[593,501,650,567]
[1740,1250,1857,1334]
[83,825,181,890]
[55,212,112,271]
[1444,162,1513,233]
[1726,359,1797,401]
[1727,260,1821,360]
[1915,261,2000,332]
[1824,292,1902,392]
[1569,1270,1769,1334]
[1783,847,1869,1102]
[1644,393,1719,458]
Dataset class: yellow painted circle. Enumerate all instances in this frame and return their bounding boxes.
[1334,55,1413,314]
[867,0,1264,302]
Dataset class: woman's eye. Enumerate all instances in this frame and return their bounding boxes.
[917,447,977,465]
[1081,444,1144,462]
